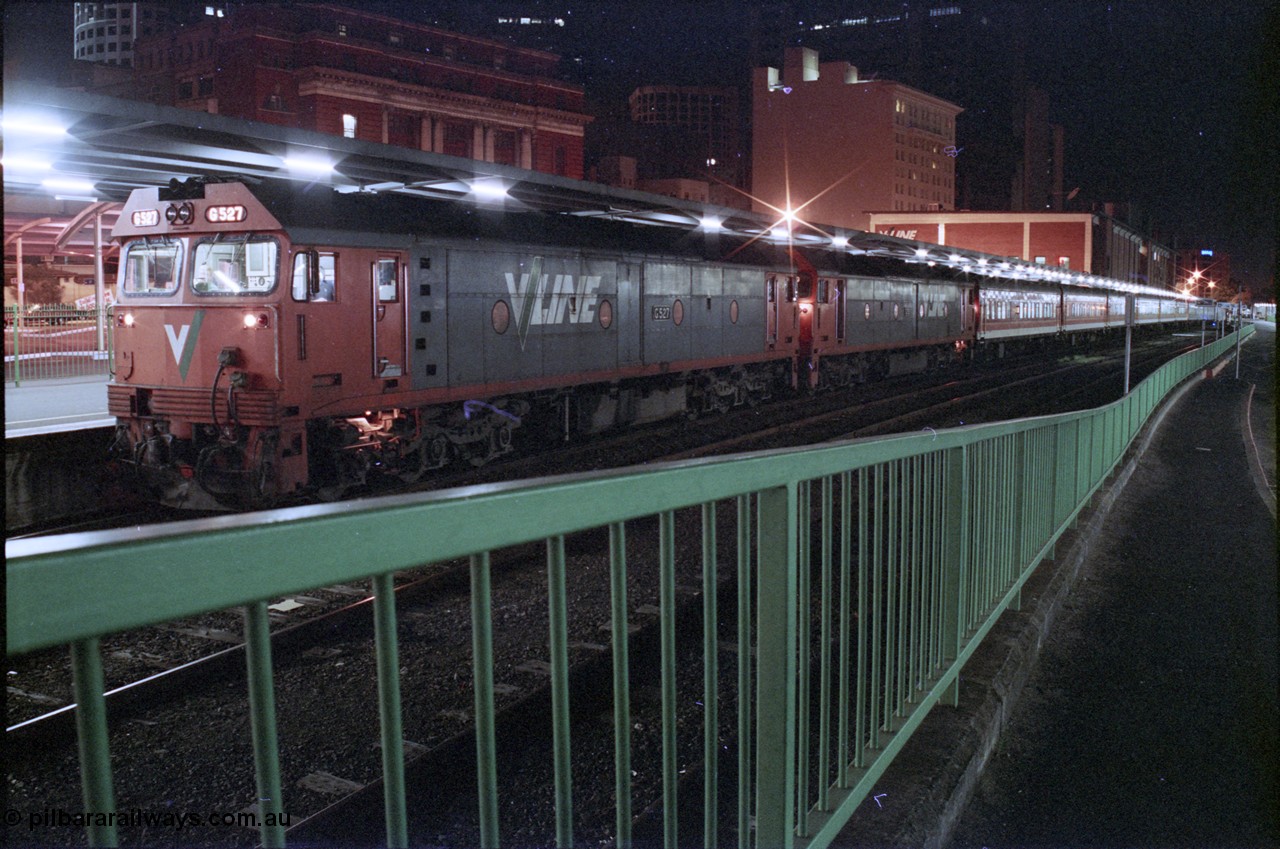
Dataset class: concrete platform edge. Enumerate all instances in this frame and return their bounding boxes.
[832,359,1221,849]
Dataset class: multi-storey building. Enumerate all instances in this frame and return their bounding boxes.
[751,47,962,231]
[628,85,744,194]
[72,2,177,67]
[123,3,592,178]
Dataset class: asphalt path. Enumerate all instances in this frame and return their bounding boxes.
[948,325,1278,849]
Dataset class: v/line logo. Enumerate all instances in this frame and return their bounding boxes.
[504,267,602,350]
[163,309,205,381]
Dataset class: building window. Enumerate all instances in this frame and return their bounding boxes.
[343,113,357,138]
[337,23,348,37]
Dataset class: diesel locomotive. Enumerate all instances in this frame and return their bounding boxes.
[107,177,1190,508]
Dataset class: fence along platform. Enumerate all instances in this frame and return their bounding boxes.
[4,305,113,385]
[5,326,1254,849]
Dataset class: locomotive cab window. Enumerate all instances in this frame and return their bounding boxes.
[122,238,182,295]
[375,258,399,302]
[192,236,279,294]
[291,251,337,302]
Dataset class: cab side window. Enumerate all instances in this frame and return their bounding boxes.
[291,251,338,302]
[375,257,398,302]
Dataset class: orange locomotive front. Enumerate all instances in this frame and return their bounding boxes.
[110,178,302,508]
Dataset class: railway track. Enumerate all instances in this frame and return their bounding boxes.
[4,333,1202,847]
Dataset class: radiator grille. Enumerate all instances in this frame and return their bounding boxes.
[108,385,279,425]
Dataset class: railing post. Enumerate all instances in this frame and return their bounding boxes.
[244,601,286,848]
[737,495,753,846]
[755,483,797,849]
[547,535,574,848]
[469,554,499,848]
[373,572,408,848]
[70,638,117,848]
[659,510,678,849]
[610,523,633,849]
[702,502,719,848]
[941,447,968,707]
[1011,433,1026,607]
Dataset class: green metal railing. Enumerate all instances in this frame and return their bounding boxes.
[5,327,1253,849]
[4,305,113,385]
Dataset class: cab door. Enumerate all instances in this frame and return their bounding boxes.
[372,255,405,378]
[766,274,779,349]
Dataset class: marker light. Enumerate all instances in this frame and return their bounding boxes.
[244,312,270,329]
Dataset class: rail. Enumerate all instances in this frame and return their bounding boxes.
[4,305,114,385]
[5,326,1254,849]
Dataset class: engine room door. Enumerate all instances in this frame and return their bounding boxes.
[372,255,405,378]
[766,275,779,349]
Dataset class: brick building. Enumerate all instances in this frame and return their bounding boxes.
[865,210,1175,290]
[751,47,962,231]
[124,3,592,178]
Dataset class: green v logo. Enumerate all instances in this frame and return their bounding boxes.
[164,310,205,381]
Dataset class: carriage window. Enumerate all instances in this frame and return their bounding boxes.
[192,236,279,294]
[122,239,182,294]
[817,279,829,304]
[292,252,337,302]
[375,258,398,302]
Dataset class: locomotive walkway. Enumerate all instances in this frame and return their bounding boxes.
[834,323,1278,849]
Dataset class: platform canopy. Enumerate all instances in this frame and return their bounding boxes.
[2,82,1179,298]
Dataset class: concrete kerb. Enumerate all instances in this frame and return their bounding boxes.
[831,352,1232,849]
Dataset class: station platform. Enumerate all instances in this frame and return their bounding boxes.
[833,323,1277,848]
[4,374,112,438]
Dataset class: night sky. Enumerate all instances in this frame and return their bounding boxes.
[4,1,1276,294]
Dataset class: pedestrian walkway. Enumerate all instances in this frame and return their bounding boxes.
[4,374,112,438]
[946,324,1277,848]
